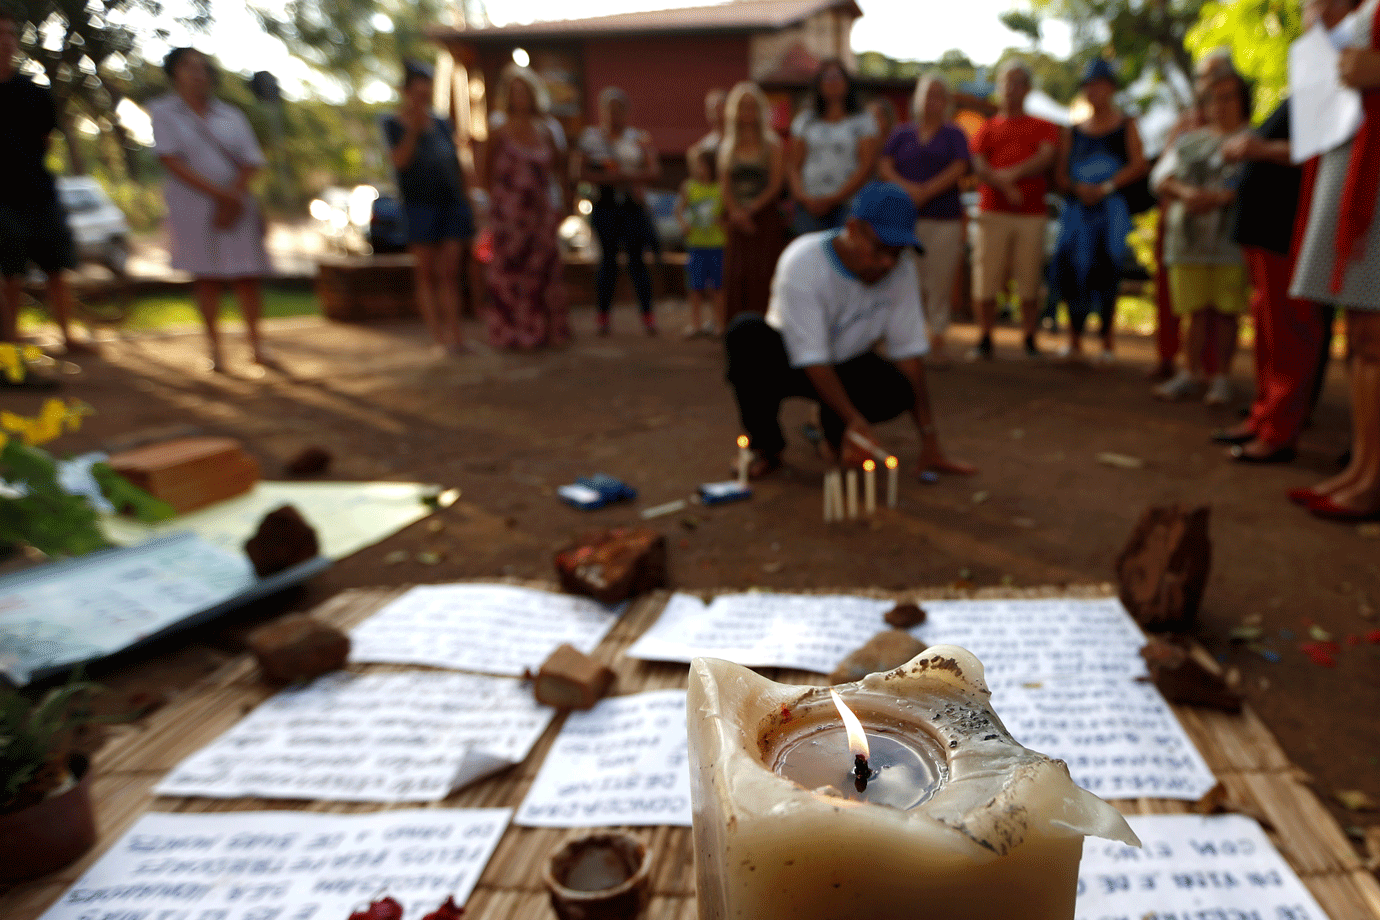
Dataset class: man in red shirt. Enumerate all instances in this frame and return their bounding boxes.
[968,63,1060,359]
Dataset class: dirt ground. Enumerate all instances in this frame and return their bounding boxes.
[10,300,1379,860]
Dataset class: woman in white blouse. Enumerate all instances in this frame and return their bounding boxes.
[150,48,273,374]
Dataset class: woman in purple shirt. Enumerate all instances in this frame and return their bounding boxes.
[879,73,971,365]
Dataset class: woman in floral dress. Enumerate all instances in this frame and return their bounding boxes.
[484,65,568,349]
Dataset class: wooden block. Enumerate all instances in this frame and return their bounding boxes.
[534,643,615,710]
[106,437,258,513]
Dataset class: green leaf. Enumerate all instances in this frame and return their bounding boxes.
[91,463,176,523]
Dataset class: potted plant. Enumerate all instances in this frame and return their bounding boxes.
[0,674,103,882]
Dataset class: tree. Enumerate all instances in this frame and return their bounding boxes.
[1185,0,1300,118]
[999,10,1044,47]
[12,0,211,176]
[1019,0,1208,105]
[252,0,488,99]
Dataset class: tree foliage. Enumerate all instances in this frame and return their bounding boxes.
[251,0,487,97]
[11,0,211,175]
[1185,0,1300,119]
[1020,0,1208,105]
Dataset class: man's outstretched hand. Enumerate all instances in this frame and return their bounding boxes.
[916,449,977,476]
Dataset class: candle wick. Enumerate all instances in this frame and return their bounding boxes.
[853,753,872,792]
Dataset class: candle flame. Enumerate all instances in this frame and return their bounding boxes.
[829,689,870,760]
[737,435,749,449]
[884,455,899,470]
[862,459,876,472]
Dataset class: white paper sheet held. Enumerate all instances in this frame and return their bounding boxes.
[516,689,692,828]
[350,583,621,675]
[156,672,554,802]
[1290,23,1363,162]
[36,809,510,920]
[1077,814,1330,920]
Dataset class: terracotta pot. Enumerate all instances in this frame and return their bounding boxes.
[0,753,98,883]
[542,831,651,920]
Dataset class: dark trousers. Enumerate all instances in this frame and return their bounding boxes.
[591,197,653,317]
[724,314,914,458]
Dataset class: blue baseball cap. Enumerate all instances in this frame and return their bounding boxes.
[850,182,921,248]
[1080,58,1119,87]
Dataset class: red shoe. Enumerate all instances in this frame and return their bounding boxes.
[1287,488,1325,507]
[1308,497,1380,522]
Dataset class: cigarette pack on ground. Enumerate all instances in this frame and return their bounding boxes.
[557,474,638,510]
[698,480,752,505]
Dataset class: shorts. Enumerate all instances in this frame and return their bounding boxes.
[0,199,77,277]
[403,198,474,245]
[972,211,1046,302]
[686,247,724,291]
[1168,264,1249,316]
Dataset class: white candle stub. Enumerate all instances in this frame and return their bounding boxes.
[688,645,1140,920]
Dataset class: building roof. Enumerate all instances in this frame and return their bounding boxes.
[433,0,862,42]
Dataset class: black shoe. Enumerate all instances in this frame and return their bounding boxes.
[1023,335,1040,358]
[966,337,994,362]
[1211,428,1255,446]
[1230,443,1297,464]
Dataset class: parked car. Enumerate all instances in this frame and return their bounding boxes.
[55,176,130,274]
[310,184,378,255]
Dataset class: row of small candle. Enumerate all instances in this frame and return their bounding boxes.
[823,432,899,521]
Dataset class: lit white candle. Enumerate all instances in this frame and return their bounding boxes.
[688,647,1139,920]
[736,436,751,485]
[885,455,899,509]
[845,469,858,519]
[862,459,876,515]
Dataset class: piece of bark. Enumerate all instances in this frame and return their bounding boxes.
[244,504,320,577]
[829,630,928,684]
[554,528,667,605]
[1140,636,1242,712]
[285,446,332,477]
[1115,504,1212,631]
[883,602,927,629]
[247,614,350,684]
[534,643,615,710]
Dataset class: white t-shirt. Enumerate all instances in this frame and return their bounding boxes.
[791,110,878,198]
[766,231,929,368]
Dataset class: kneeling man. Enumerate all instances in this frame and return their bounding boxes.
[726,181,974,478]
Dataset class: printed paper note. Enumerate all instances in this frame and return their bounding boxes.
[37,809,510,920]
[0,533,254,685]
[156,672,554,802]
[516,689,692,827]
[350,583,621,675]
[1077,814,1330,920]
[991,678,1217,800]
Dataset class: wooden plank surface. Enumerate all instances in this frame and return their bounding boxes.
[3,584,1377,920]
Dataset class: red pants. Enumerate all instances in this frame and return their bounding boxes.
[1153,209,1180,364]
[1154,208,1218,372]
[1242,245,1322,447]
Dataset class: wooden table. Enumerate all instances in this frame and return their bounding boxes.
[3,585,1378,920]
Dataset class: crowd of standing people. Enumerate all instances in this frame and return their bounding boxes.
[3,6,1379,521]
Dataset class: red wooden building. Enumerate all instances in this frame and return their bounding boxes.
[430,0,863,176]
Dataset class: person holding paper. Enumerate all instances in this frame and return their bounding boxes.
[1288,0,1380,521]
[1150,63,1253,406]
[723,181,974,480]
